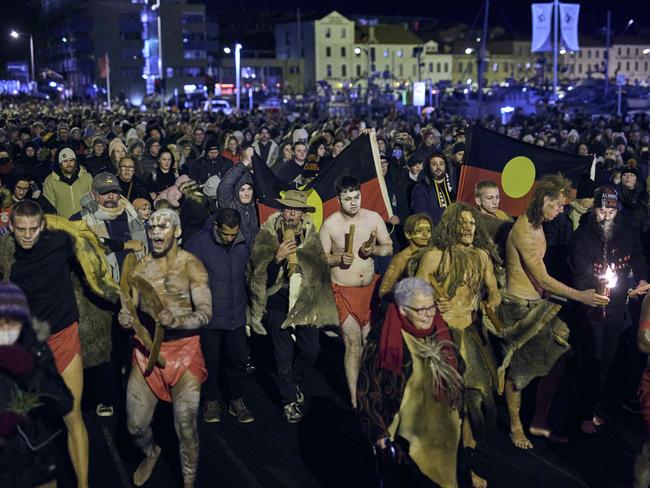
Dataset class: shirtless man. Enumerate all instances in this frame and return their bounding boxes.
[500,175,608,449]
[474,180,511,221]
[118,209,211,487]
[320,176,393,407]
[415,203,500,488]
[378,213,432,299]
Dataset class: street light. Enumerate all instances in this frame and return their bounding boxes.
[465,48,474,55]
[643,48,650,55]
[223,46,231,54]
[235,43,242,110]
[9,30,35,88]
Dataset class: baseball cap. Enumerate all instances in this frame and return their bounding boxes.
[58,147,76,164]
[93,172,122,194]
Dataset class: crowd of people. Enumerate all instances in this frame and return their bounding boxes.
[1,95,650,488]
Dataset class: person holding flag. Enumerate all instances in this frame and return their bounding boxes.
[320,176,393,408]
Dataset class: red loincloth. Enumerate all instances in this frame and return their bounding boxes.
[47,322,81,374]
[132,335,207,402]
[332,275,379,328]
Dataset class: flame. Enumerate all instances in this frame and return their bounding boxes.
[602,265,618,289]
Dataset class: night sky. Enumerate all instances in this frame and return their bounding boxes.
[0,0,643,68]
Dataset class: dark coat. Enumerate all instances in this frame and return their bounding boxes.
[184,226,249,331]
[188,155,231,185]
[410,166,455,224]
[0,324,73,488]
[569,213,648,308]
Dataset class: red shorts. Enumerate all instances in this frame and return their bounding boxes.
[133,335,207,403]
[332,275,379,328]
[46,322,82,374]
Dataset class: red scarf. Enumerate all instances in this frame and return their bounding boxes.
[378,303,457,374]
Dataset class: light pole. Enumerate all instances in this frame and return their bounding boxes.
[235,43,242,111]
[10,30,35,89]
[605,16,634,100]
[354,47,371,110]
[152,1,164,109]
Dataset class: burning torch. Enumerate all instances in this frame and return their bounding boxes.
[595,264,617,316]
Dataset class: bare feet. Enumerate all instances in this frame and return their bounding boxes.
[580,420,598,434]
[471,470,488,488]
[133,445,161,487]
[510,429,533,449]
[529,425,568,443]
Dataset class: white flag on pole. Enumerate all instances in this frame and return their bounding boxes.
[559,3,581,52]
[531,3,553,52]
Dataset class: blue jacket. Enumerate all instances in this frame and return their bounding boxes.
[184,226,249,331]
[411,169,455,224]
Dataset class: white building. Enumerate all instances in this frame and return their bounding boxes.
[276,11,452,92]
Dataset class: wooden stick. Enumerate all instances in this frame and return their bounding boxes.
[346,224,356,255]
[427,272,448,300]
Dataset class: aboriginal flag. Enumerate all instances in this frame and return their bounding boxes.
[253,131,392,229]
[457,125,592,216]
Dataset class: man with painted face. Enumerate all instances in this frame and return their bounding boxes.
[495,175,609,450]
[247,190,338,423]
[320,176,393,408]
[378,213,432,299]
[569,186,648,433]
[415,202,501,488]
[118,208,211,487]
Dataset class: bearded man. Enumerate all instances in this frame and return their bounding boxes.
[71,172,147,416]
[569,186,648,433]
[495,175,609,450]
[118,209,211,487]
[247,190,337,423]
[414,202,500,488]
[320,176,393,408]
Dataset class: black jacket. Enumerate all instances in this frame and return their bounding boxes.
[0,325,73,488]
[8,231,79,333]
[569,213,648,307]
[188,155,230,185]
[184,227,249,330]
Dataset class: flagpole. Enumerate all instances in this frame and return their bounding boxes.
[106,53,112,111]
[552,0,559,101]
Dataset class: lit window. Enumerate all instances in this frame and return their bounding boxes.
[383,49,389,58]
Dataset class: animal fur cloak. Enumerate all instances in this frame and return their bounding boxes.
[247,212,338,333]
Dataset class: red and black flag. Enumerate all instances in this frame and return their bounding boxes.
[252,130,392,228]
[457,124,592,216]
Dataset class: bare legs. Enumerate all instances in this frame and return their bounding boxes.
[529,358,568,443]
[340,316,370,408]
[126,366,201,487]
[60,354,89,488]
[505,380,533,449]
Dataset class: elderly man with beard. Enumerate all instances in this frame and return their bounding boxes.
[71,172,147,417]
[357,277,463,488]
[569,186,648,433]
[248,190,338,423]
[320,176,393,408]
[415,202,501,488]
[118,209,211,487]
[494,175,610,450]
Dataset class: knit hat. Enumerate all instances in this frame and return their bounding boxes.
[452,142,466,155]
[594,186,618,209]
[132,198,150,211]
[0,281,31,325]
[621,165,639,178]
[155,185,182,208]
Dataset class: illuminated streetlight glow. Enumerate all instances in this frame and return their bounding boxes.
[465,48,473,55]
[560,48,567,55]
[643,48,650,55]
[223,46,231,54]
[10,30,18,39]
[354,47,361,55]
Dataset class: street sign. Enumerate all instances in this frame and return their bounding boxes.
[616,74,626,86]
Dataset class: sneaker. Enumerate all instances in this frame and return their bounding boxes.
[284,401,303,423]
[228,399,255,423]
[295,385,305,405]
[202,401,222,423]
[96,403,114,417]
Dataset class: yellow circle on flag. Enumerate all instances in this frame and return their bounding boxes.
[501,156,536,198]
[280,188,325,230]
